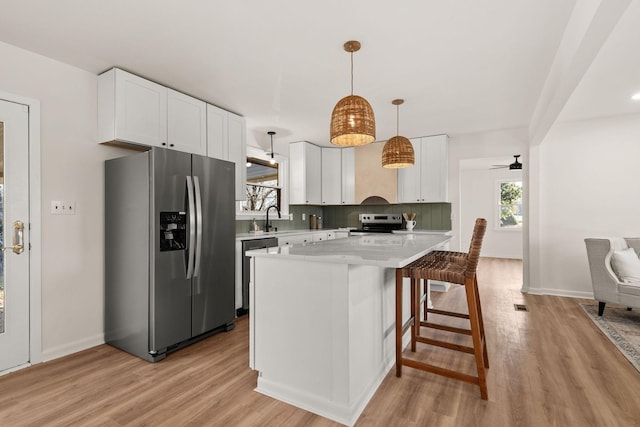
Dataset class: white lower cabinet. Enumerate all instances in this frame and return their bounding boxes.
[312,232,328,242]
[278,234,312,246]
[332,230,350,239]
[277,230,348,246]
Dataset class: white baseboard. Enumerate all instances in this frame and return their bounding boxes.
[522,287,593,299]
[41,333,105,362]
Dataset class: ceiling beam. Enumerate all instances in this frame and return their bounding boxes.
[528,0,632,146]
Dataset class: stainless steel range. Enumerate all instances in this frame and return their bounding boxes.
[351,213,403,234]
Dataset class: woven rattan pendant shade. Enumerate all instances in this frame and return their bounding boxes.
[330,95,376,146]
[330,41,375,147]
[382,99,414,168]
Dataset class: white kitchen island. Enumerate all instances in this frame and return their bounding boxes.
[247,233,451,426]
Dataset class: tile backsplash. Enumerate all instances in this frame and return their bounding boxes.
[236,203,451,233]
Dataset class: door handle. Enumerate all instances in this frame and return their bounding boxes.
[192,176,203,278]
[186,176,196,279]
[2,220,25,254]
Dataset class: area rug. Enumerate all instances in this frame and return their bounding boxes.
[581,304,640,372]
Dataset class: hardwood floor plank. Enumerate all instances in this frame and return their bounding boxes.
[2,258,640,426]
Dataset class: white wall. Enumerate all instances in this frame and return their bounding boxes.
[0,41,130,360]
[529,113,640,297]
[460,167,523,259]
[448,128,529,252]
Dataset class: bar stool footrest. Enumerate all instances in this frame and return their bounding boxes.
[415,336,476,354]
[427,308,469,319]
[401,357,480,385]
[420,321,472,335]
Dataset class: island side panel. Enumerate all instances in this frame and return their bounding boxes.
[252,258,351,407]
[346,264,386,409]
[251,256,392,425]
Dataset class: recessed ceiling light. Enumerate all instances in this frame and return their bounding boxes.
[632,92,640,101]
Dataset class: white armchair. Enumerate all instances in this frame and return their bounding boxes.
[584,238,640,316]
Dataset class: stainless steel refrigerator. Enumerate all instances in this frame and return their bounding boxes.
[105,147,235,362]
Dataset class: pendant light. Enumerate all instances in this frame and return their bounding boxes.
[330,40,375,146]
[267,131,276,164]
[382,99,414,168]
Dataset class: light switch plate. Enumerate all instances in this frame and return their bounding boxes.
[51,200,76,215]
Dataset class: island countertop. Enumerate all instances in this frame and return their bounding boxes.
[246,232,451,269]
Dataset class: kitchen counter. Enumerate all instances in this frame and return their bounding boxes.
[247,232,450,268]
[235,228,349,241]
[391,229,452,235]
[247,233,451,426]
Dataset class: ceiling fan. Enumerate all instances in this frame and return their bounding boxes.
[491,155,522,170]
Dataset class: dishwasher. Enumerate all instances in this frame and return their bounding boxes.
[239,237,278,316]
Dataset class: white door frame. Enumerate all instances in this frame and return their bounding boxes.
[0,91,42,372]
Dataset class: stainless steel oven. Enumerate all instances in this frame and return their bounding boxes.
[350,213,403,235]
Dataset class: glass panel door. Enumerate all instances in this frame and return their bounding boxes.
[0,99,30,372]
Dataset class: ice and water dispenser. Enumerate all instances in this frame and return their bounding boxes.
[159,212,187,251]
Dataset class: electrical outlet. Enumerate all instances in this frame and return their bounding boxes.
[289,213,293,221]
[302,213,306,221]
[51,200,76,215]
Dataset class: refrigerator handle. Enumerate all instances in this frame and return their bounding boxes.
[193,176,203,278]
[186,175,196,279]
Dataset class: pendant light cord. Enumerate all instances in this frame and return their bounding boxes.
[396,104,400,136]
[270,134,274,159]
[350,51,354,96]
[268,131,276,162]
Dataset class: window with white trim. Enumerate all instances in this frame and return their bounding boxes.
[237,146,289,217]
[240,157,281,212]
[498,180,522,228]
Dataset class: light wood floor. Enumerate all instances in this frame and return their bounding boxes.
[2,258,640,426]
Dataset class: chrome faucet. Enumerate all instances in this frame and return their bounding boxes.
[266,205,281,232]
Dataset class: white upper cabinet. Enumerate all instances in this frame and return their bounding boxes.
[293,145,354,206]
[167,89,207,155]
[321,148,342,205]
[206,104,228,160]
[289,142,321,205]
[320,147,355,205]
[99,68,167,147]
[206,104,246,201]
[99,68,207,155]
[397,138,422,202]
[227,113,247,201]
[341,147,355,204]
[397,134,449,203]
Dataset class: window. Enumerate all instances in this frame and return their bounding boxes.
[498,180,522,228]
[240,157,281,212]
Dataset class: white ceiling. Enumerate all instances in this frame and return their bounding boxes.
[0,0,637,151]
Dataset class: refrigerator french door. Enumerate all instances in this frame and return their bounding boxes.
[105,148,235,362]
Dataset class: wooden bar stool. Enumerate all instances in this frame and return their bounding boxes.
[395,218,489,399]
